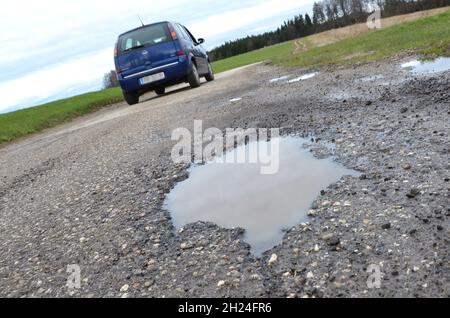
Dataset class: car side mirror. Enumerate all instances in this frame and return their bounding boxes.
[197,38,205,45]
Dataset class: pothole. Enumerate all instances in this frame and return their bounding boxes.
[401,57,450,74]
[269,76,290,83]
[288,72,318,83]
[165,136,358,256]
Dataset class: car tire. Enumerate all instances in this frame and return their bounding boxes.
[187,63,201,88]
[205,62,215,82]
[155,87,166,96]
[123,91,139,105]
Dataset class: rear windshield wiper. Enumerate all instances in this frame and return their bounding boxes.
[122,45,145,53]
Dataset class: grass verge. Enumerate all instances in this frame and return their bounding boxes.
[212,9,450,72]
[276,10,450,67]
[211,41,293,73]
[0,88,123,143]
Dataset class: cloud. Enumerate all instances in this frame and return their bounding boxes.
[0,0,315,113]
[0,49,112,113]
[189,0,314,39]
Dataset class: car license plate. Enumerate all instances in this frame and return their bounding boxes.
[140,72,165,85]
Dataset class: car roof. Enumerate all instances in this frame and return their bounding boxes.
[118,21,175,38]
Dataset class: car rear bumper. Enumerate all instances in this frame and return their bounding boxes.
[119,57,189,93]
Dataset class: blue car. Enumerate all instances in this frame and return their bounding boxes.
[114,21,214,105]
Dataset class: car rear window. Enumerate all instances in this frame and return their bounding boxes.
[118,23,171,54]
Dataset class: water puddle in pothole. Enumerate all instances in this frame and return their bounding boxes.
[288,72,318,83]
[401,57,450,74]
[269,75,290,83]
[165,136,358,256]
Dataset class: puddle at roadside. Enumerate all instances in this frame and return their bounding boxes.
[269,75,290,83]
[165,136,358,256]
[288,72,318,83]
[401,57,450,74]
[269,73,318,84]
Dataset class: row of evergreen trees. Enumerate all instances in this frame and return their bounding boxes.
[209,0,450,61]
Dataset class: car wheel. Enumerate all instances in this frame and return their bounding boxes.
[205,62,215,82]
[123,90,139,105]
[155,87,166,96]
[187,63,201,88]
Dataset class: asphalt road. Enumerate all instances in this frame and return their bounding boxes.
[0,59,448,298]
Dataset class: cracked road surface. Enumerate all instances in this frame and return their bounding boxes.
[0,60,448,298]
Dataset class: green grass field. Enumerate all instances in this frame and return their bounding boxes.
[1,10,449,144]
[212,10,450,72]
[211,41,294,73]
[0,88,123,143]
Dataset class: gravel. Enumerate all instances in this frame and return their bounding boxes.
[0,56,448,298]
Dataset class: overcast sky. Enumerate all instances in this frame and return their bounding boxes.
[0,0,314,113]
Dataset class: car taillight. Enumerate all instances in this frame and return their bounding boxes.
[176,50,186,56]
[114,43,118,57]
[167,22,178,40]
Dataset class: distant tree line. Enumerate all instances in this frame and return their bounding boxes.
[209,0,450,61]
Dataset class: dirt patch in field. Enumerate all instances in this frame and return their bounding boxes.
[293,40,308,54]
[294,7,450,52]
